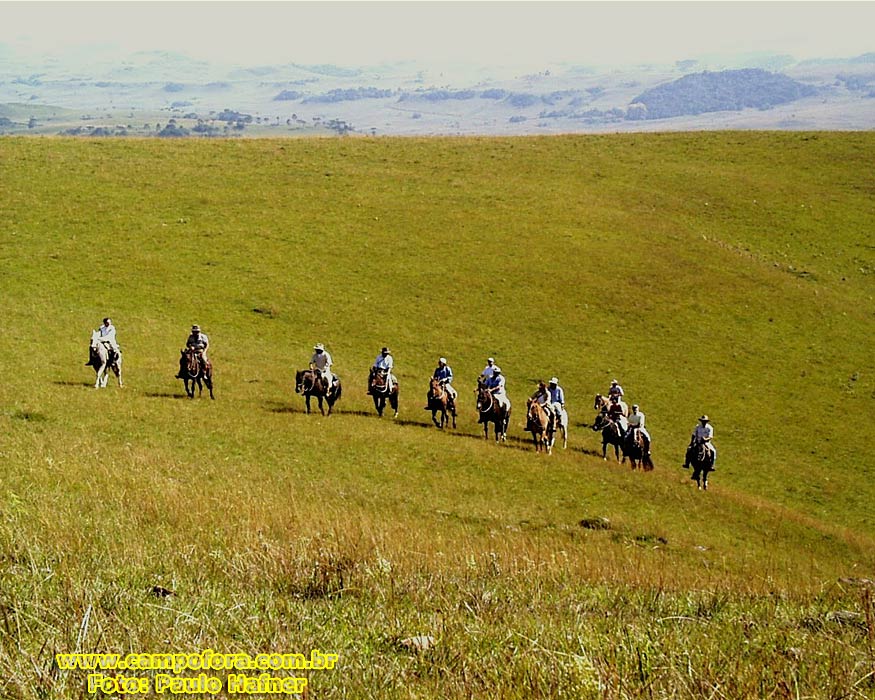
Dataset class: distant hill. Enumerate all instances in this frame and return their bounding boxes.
[629,68,816,120]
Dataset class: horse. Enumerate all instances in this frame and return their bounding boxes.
[623,428,654,471]
[87,330,122,389]
[295,369,342,416]
[369,368,399,418]
[687,439,715,490]
[591,410,624,461]
[526,399,555,454]
[427,377,456,429]
[476,381,510,443]
[179,348,214,399]
[553,404,569,450]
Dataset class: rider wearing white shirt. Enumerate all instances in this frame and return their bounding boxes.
[626,404,651,455]
[186,325,209,362]
[98,317,120,357]
[485,366,510,411]
[370,347,395,392]
[608,379,624,399]
[310,343,334,389]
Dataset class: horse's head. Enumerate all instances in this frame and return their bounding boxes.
[90,330,101,350]
[183,348,200,374]
[294,369,305,394]
[593,393,607,411]
[476,385,492,413]
[428,376,442,398]
[591,410,609,431]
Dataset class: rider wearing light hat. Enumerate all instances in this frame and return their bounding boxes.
[485,365,510,411]
[176,324,210,378]
[480,357,496,383]
[684,415,716,469]
[369,346,395,393]
[626,403,651,456]
[310,343,334,390]
[425,356,457,409]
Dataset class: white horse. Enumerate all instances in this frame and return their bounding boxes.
[88,330,123,389]
[553,404,569,449]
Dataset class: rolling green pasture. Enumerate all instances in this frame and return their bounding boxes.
[0,133,873,698]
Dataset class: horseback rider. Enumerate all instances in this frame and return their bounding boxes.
[530,380,554,422]
[426,357,457,408]
[548,377,565,415]
[97,317,120,361]
[684,415,716,469]
[485,366,510,411]
[607,395,628,432]
[369,347,395,393]
[176,325,209,378]
[480,357,496,384]
[626,404,651,456]
[608,379,624,400]
[310,343,334,390]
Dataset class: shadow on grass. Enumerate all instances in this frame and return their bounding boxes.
[143,391,189,400]
[263,401,608,457]
[53,380,94,388]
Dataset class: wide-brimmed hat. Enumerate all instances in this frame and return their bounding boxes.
[381,347,390,354]
[439,357,447,364]
[191,325,201,332]
[487,357,495,363]
[314,343,324,350]
[699,415,710,422]
[549,377,558,384]
[492,366,502,374]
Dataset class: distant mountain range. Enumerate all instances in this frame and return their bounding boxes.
[1,48,873,136]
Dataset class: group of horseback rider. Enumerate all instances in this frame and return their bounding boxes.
[90,321,717,469]
[596,379,653,457]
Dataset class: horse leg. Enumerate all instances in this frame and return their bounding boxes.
[431,409,440,428]
[115,364,123,388]
[602,439,608,461]
[390,391,399,418]
[205,374,214,400]
[317,395,325,416]
[374,395,383,417]
[305,395,311,414]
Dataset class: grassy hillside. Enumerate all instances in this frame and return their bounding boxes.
[0,133,873,699]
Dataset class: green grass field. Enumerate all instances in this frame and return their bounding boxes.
[0,133,873,699]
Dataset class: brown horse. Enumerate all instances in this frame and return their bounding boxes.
[179,348,214,399]
[591,410,623,461]
[526,399,555,454]
[476,381,510,442]
[295,369,342,416]
[369,368,399,418]
[623,428,654,471]
[427,377,456,428]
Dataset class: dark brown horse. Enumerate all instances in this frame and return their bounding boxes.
[295,369,342,416]
[686,439,715,490]
[526,399,555,454]
[369,368,399,418]
[179,348,214,399]
[623,428,654,471]
[427,377,456,428]
[591,410,623,461]
[476,381,510,442]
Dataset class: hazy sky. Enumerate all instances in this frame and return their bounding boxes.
[1,1,873,67]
